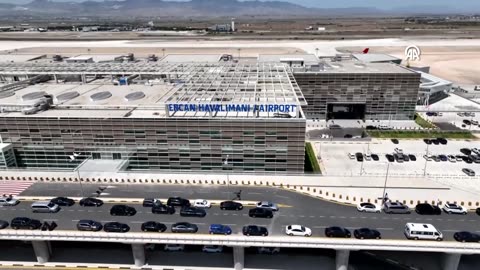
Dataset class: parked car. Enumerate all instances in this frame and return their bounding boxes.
[476,207,480,215]
[242,225,268,236]
[167,197,190,207]
[364,153,372,161]
[10,217,41,230]
[209,224,232,235]
[171,222,198,233]
[357,202,381,213]
[423,139,432,145]
[456,155,464,162]
[460,148,472,155]
[443,203,467,215]
[423,154,433,161]
[355,152,364,162]
[285,225,312,237]
[438,155,448,162]
[180,206,207,217]
[463,120,471,125]
[386,154,395,162]
[0,220,8,229]
[110,205,137,216]
[50,197,75,206]
[403,154,410,162]
[103,222,130,233]
[462,168,475,176]
[463,156,474,164]
[348,153,356,159]
[325,226,351,238]
[164,244,185,252]
[152,204,175,214]
[454,231,480,243]
[249,208,273,218]
[394,153,404,163]
[79,197,103,207]
[220,201,243,210]
[431,139,439,145]
[383,201,410,214]
[394,148,403,154]
[31,201,60,213]
[193,199,211,208]
[354,228,381,239]
[202,245,223,253]
[447,155,456,162]
[472,148,480,155]
[437,138,447,145]
[404,223,443,241]
[257,247,280,255]
[256,201,279,211]
[408,154,417,161]
[432,155,441,162]
[415,203,441,215]
[0,196,19,206]
[142,198,162,207]
[371,154,379,161]
[77,220,102,231]
[141,221,167,232]
[391,139,399,144]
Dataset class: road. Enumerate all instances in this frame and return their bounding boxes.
[9,183,480,241]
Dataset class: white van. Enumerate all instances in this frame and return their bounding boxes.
[31,201,60,213]
[404,223,443,241]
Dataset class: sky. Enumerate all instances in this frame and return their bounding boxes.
[1,0,480,11]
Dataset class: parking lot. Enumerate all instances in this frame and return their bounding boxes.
[317,139,480,178]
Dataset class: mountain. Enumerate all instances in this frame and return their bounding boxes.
[3,0,383,18]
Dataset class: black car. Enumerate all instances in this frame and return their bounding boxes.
[180,206,207,217]
[79,197,103,207]
[141,221,167,232]
[371,154,379,161]
[325,226,351,238]
[355,152,363,162]
[391,139,399,144]
[354,228,381,239]
[408,154,417,161]
[242,225,268,236]
[386,154,395,162]
[77,219,102,231]
[110,205,137,216]
[438,155,448,162]
[460,148,472,155]
[152,204,175,214]
[476,207,480,215]
[454,231,480,243]
[103,222,130,233]
[167,197,191,207]
[248,208,273,218]
[423,139,432,145]
[415,203,441,215]
[437,138,447,145]
[403,155,410,162]
[463,156,473,164]
[0,220,8,229]
[171,222,198,233]
[50,197,75,206]
[463,119,472,125]
[431,139,440,145]
[344,134,353,138]
[10,217,41,230]
[142,198,162,207]
[220,201,243,210]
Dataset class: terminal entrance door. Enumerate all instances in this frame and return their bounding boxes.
[327,103,366,120]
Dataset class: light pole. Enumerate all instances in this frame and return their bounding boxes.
[69,152,89,197]
[223,155,230,198]
[381,162,390,204]
[423,143,430,176]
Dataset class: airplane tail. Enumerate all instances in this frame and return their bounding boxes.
[362,48,369,54]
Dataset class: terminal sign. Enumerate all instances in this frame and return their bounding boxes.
[168,104,297,113]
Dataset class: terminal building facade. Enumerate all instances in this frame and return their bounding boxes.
[0,54,420,173]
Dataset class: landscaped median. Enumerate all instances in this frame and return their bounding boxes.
[305,142,321,173]
[367,130,475,139]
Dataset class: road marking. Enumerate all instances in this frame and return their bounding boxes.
[329,216,336,218]
[299,215,305,218]
[130,221,144,224]
[442,229,458,232]
[309,216,315,218]
[338,216,346,219]
[172,191,184,193]
[193,223,206,225]
[375,228,394,231]
[248,192,262,195]
[223,224,237,226]
[43,219,58,221]
[313,226,327,228]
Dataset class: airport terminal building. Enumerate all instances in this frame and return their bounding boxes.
[0,53,420,173]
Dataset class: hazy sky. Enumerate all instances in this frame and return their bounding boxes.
[1,0,480,10]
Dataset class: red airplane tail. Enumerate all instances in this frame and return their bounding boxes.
[362,48,369,54]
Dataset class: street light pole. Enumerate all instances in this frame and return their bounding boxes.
[423,144,430,176]
[382,162,390,203]
[224,155,230,199]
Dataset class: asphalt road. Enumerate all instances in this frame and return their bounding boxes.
[11,183,480,241]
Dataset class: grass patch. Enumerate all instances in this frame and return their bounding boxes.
[414,113,436,129]
[305,142,321,173]
[367,130,475,139]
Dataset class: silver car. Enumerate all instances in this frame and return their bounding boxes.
[256,201,279,211]
[0,196,19,206]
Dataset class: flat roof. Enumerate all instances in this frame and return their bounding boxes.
[160,54,221,63]
[294,60,414,74]
[352,53,401,63]
[0,54,46,63]
[68,54,122,63]
[258,54,319,64]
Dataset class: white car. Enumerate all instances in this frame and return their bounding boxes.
[202,245,223,253]
[447,155,456,162]
[258,247,280,254]
[364,153,372,161]
[472,148,480,155]
[285,225,312,237]
[0,196,19,206]
[394,148,403,154]
[356,202,381,213]
[443,203,467,215]
[164,244,185,252]
[193,199,211,208]
[423,154,433,161]
[348,153,355,159]
[257,201,279,211]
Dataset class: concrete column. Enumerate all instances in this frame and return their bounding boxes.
[53,74,58,83]
[32,241,50,263]
[335,249,350,270]
[442,253,461,270]
[131,244,145,267]
[233,246,244,270]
